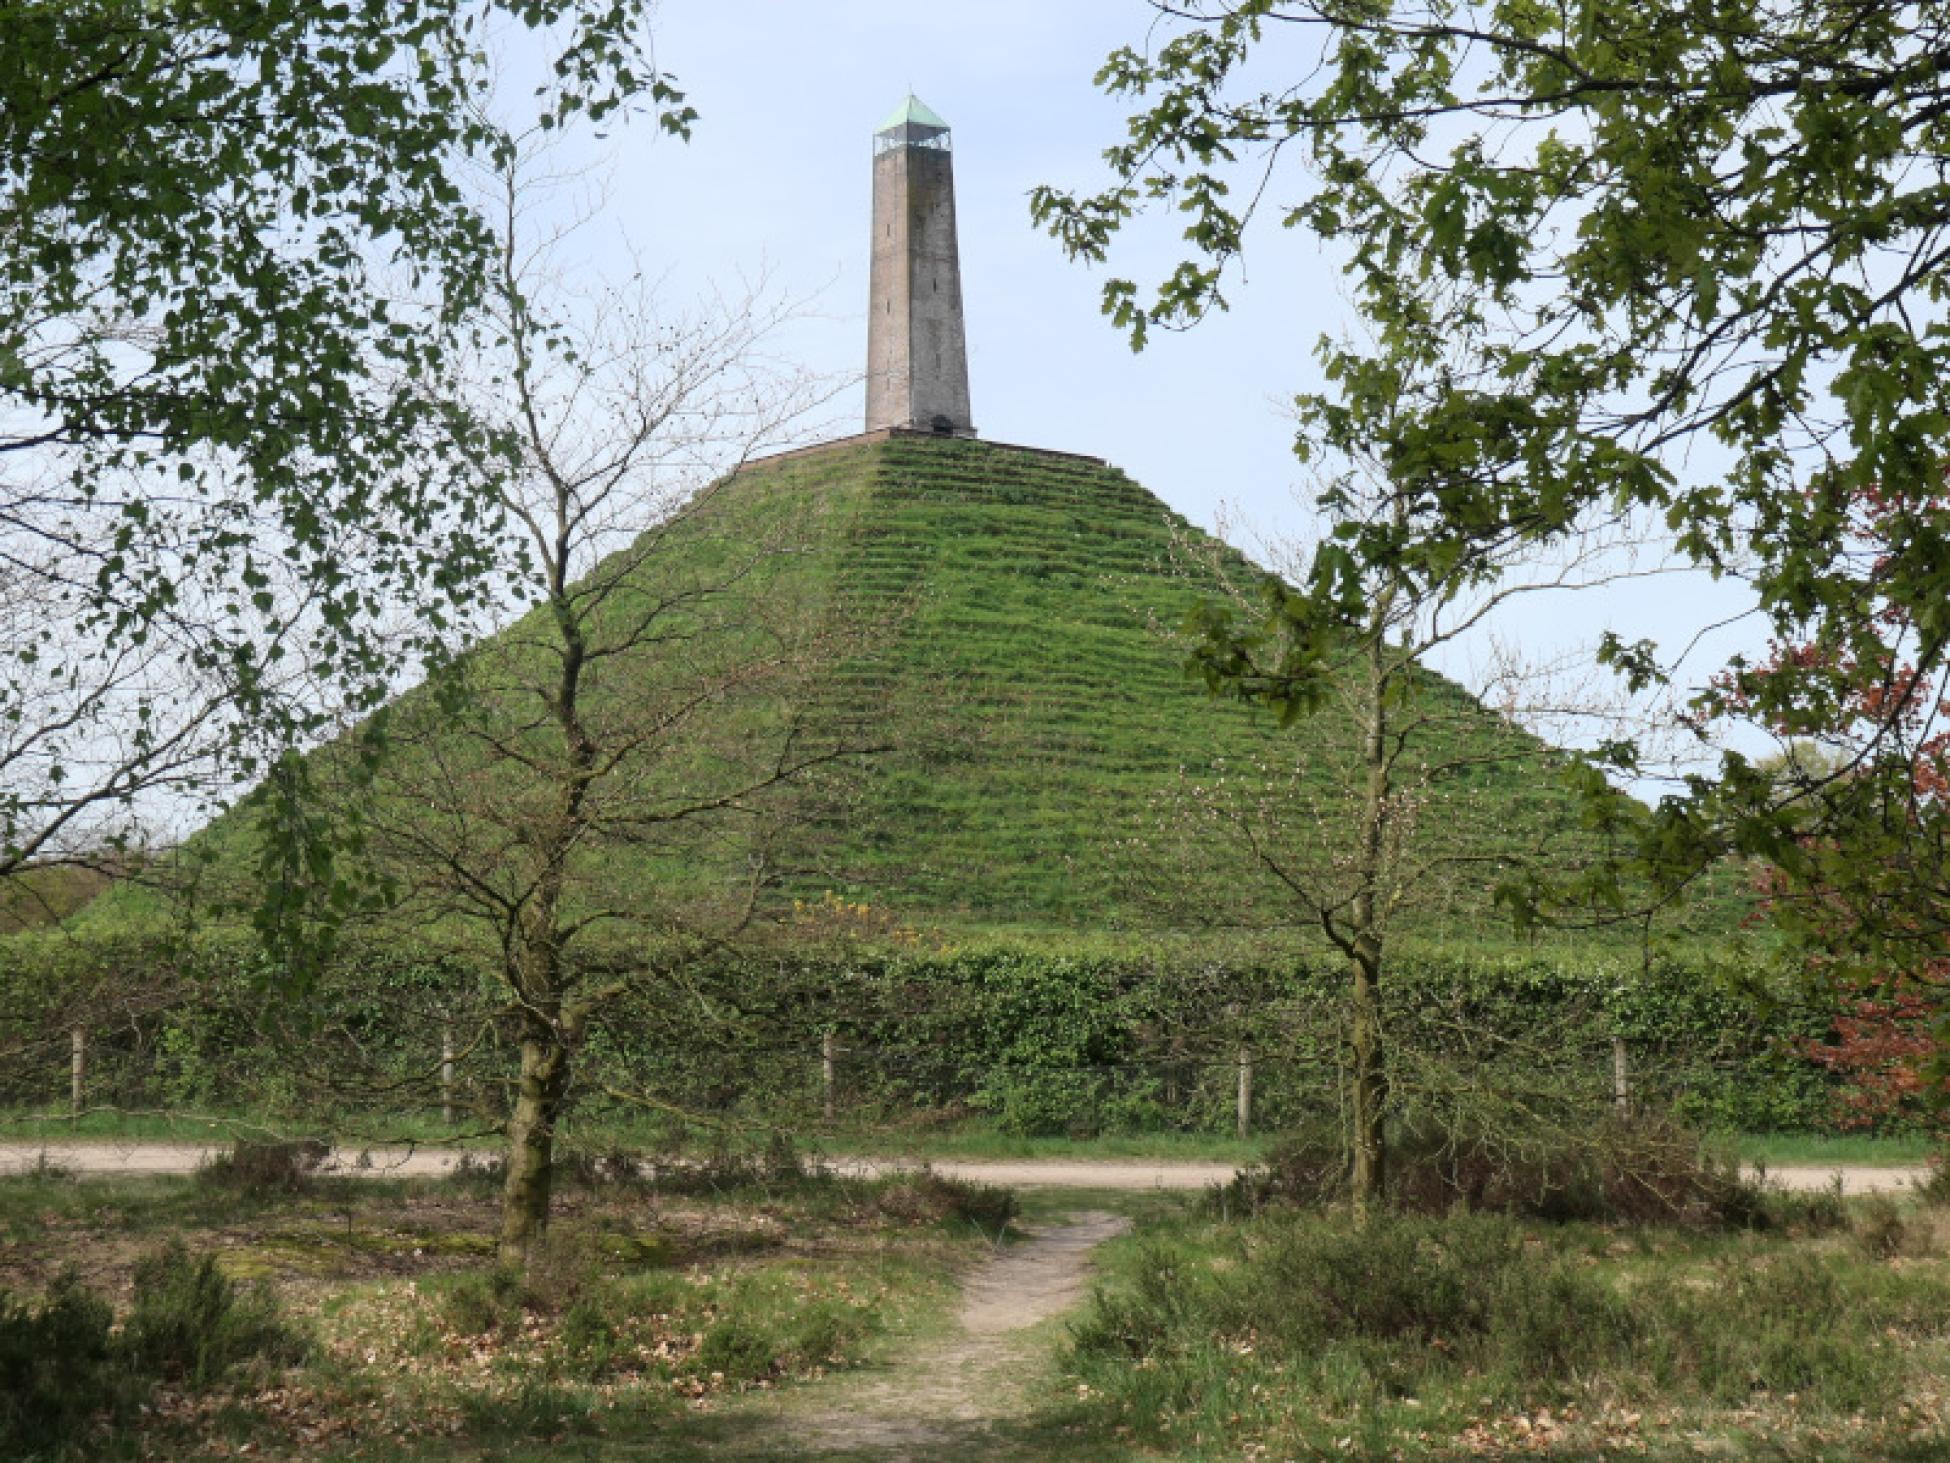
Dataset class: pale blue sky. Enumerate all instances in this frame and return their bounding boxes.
[568,0,1763,777]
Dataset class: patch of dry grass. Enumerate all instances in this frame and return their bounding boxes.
[0,1165,991,1458]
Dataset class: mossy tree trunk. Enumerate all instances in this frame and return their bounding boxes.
[1348,939,1387,1209]
[494,500,599,1268]
[499,1012,571,1266]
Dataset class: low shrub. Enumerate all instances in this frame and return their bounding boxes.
[0,1270,118,1457]
[697,1317,778,1381]
[1853,1196,1911,1259]
[1918,1157,1950,1208]
[784,1297,865,1369]
[695,1288,880,1382]
[434,1254,885,1388]
[435,1228,663,1345]
[454,1374,605,1440]
[194,1138,329,1197]
[1849,1196,1941,1260]
[1072,1208,1939,1452]
[760,1130,810,1181]
[0,1245,306,1454]
[1631,1250,1922,1414]
[441,1147,652,1200]
[1758,1182,1852,1235]
[645,1132,823,1196]
[1395,1116,1759,1226]
[24,1152,73,1182]
[1217,1115,1760,1227]
[554,1147,648,1190]
[1080,1213,1626,1369]
[435,1268,527,1338]
[520,1230,626,1314]
[442,1146,650,1198]
[1210,1121,1347,1215]
[122,1240,305,1387]
[556,1294,627,1374]
[872,1170,1018,1235]
[441,1150,507,1196]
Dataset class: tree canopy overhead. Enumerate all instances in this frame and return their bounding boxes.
[0,1,688,880]
[4,1,682,465]
[1034,0,1950,929]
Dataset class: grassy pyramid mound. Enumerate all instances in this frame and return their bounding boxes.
[707,432,1569,930]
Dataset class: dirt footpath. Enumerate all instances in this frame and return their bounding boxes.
[749,1210,1132,1459]
[0,1142,1926,1195]
[682,1210,1132,1460]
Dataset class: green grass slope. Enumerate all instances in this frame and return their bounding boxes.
[733,434,1580,930]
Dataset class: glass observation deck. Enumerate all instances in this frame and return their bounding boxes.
[874,93,952,155]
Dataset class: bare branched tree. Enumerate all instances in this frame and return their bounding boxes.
[1166,443,1684,1210]
[344,143,867,1265]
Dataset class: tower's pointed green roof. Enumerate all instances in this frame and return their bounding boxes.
[877,93,950,134]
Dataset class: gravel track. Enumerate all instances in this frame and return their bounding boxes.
[0,1141,1925,1195]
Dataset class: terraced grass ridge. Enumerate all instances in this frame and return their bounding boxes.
[664,432,1579,931]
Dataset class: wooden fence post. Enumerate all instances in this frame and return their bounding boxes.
[1611,1036,1630,1117]
[1236,1044,1254,1141]
[441,1021,456,1127]
[70,1027,85,1117]
[822,1031,838,1122]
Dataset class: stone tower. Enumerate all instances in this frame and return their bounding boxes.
[866,95,975,437]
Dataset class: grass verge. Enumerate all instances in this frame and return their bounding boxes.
[1731,1131,1939,1168]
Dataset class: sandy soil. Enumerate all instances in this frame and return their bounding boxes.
[0,1142,1926,1195]
[0,1141,455,1178]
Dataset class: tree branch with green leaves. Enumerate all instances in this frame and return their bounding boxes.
[1036,0,1950,949]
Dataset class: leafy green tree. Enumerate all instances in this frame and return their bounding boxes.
[1033,0,1950,942]
[0,2,688,929]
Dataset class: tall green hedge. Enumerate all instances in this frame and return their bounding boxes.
[0,928,1848,1137]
